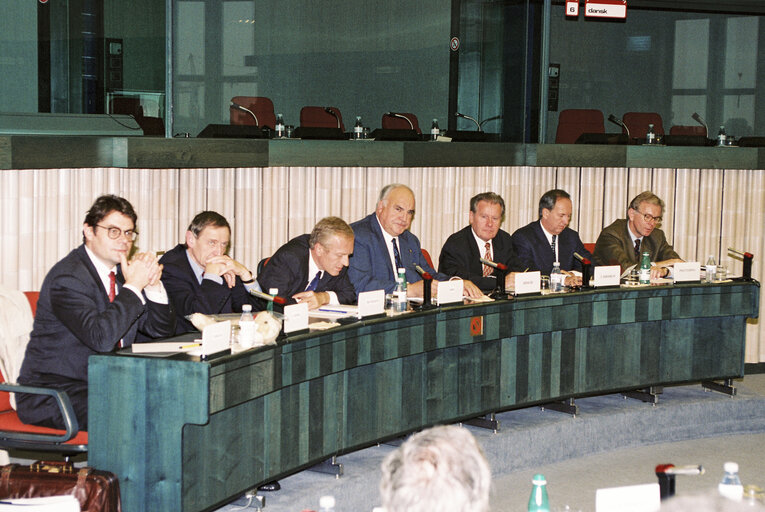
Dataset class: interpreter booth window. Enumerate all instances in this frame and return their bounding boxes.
[172,0,451,138]
[546,5,764,143]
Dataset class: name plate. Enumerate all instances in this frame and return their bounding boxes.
[284,302,309,333]
[437,279,464,304]
[514,271,541,295]
[673,261,700,282]
[187,320,231,357]
[358,289,385,317]
[594,265,621,287]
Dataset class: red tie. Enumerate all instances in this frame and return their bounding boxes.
[482,242,493,277]
[108,271,116,302]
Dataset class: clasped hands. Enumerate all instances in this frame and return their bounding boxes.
[121,252,163,292]
[204,255,253,288]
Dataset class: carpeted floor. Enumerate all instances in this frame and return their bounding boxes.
[218,374,765,511]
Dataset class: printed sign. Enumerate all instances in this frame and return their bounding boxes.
[585,0,627,19]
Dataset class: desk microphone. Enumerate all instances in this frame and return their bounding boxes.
[657,464,704,476]
[384,112,414,130]
[230,102,259,126]
[455,112,482,132]
[691,112,709,138]
[573,252,591,265]
[479,258,507,271]
[249,289,287,305]
[608,114,630,139]
[324,107,341,129]
[479,115,502,130]
[728,247,754,280]
[412,263,433,280]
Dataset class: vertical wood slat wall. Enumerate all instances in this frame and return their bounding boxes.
[1,165,762,361]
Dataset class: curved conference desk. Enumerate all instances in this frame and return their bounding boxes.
[89,281,759,512]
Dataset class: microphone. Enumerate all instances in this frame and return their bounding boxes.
[230,102,258,126]
[728,247,754,259]
[324,107,341,129]
[657,464,705,476]
[479,257,507,271]
[728,247,754,280]
[479,115,502,130]
[691,112,708,138]
[573,252,591,265]
[384,112,414,130]
[455,112,482,132]
[249,289,287,305]
[608,114,630,139]
[412,263,433,281]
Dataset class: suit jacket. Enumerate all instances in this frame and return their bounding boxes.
[18,244,175,384]
[348,213,448,295]
[593,218,680,270]
[257,234,356,304]
[160,243,263,334]
[512,221,593,275]
[438,226,524,292]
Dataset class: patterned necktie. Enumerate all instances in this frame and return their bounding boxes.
[634,238,641,259]
[551,235,557,258]
[306,271,321,292]
[108,271,116,302]
[392,238,403,271]
[482,242,493,277]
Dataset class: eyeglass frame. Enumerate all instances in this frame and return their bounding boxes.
[94,224,138,241]
[632,208,663,224]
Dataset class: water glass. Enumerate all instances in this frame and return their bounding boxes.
[716,264,727,281]
[540,276,550,295]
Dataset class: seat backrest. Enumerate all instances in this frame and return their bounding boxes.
[421,249,435,270]
[381,113,422,134]
[669,125,706,136]
[109,96,143,118]
[230,96,277,129]
[622,112,664,139]
[555,109,605,144]
[300,106,345,132]
[583,243,596,255]
[0,288,35,411]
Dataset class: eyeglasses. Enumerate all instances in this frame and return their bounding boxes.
[634,210,662,224]
[95,225,138,241]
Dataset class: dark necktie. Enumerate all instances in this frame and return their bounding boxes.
[482,242,492,277]
[108,271,116,302]
[306,271,321,292]
[634,238,641,259]
[551,235,557,258]
[392,238,403,271]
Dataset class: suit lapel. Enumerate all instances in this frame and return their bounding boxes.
[533,223,554,269]
[369,215,395,281]
[77,245,111,307]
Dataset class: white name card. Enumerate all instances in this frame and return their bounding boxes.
[190,320,231,357]
[358,289,385,317]
[594,265,621,287]
[437,279,464,304]
[673,261,700,282]
[284,302,309,333]
[595,483,659,512]
[514,271,541,295]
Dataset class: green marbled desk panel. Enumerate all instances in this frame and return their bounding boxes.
[88,282,759,512]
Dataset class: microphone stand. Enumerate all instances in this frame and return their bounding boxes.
[608,114,630,141]
[455,112,482,132]
[385,112,414,130]
[230,102,259,126]
[728,248,754,281]
[413,264,436,310]
[691,112,709,140]
[574,252,592,289]
[324,107,341,129]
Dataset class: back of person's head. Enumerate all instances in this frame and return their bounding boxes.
[380,425,491,512]
[84,195,137,227]
[187,211,230,237]
[309,216,354,248]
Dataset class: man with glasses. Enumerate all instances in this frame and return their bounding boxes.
[257,216,356,309]
[160,211,264,334]
[17,195,175,430]
[593,190,683,278]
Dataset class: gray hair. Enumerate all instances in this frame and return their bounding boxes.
[538,189,570,218]
[378,183,414,203]
[628,190,665,215]
[308,216,354,248]
[380,425,492,512]
[470,192,506,218]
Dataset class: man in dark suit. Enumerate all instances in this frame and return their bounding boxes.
[349,184,482,298]
[593,190,682,278]
[160,211,263,334]
[438,192,525,293]
[512,189,593,285]
[258,217,356,308]
[17,195,175,430]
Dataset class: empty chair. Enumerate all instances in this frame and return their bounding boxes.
[622,112,664,141]
[109,95,165,136]
[555,109,604,144]
[230,96,276,129]
[300,106,345,132]
[669,125,706,136]
[381,112,421,134]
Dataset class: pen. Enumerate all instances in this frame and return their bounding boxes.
[318,308,348,314]
[180,343,201,349]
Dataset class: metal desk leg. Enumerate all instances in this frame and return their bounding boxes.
[308,456,344,478]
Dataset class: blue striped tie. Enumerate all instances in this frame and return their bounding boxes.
[306,271,321,291]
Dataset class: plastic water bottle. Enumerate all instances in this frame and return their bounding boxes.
[430,119,439,141]
[639,251,651,284]
[239,304,256,348]
[646,123,656,144]
[394,268,408,312]
[353,116,363,140]
[319,495,336,512]
[706,255,717,283]
[718,126,727,146]
[275,113,285,138]
[528,473,550,512]
[550,262,564,293]
[718,462,743,501]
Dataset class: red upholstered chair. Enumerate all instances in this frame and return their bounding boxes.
[230,96,277,129]
[669,125,706,136]
[555,109,605,144]
[622,112,664,140]
[381,112,422,134]
[0,291,87,455]
[109,96,165,136]
[583,243,596,254]
[421,249,435,270]
[300,106,346,132]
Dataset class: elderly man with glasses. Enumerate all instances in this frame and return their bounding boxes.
[593,190,683,278]
[17,194,175,430]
